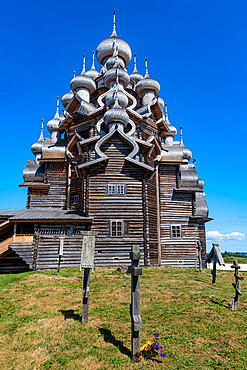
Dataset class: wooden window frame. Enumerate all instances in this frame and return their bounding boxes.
[107,184,116,195]
[110,219,124,238]
[117,184,125,195]
[73,195,79,204]
[170,224,182,239]
[107,183,125,196]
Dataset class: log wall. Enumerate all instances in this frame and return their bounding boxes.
[0,242,33,274]
[37,235,83,270]
[28,164,67,208]
[147,172,158,265]
[87,134,145,266]
[159,165,206,267]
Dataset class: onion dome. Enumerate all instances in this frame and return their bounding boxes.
[105,74,128,108]
[130,54,143,83]
[135,58,160,97]
[104,96,129,127]
[182,146,192,161]
[70,54,96,94]
[105,88,128,108]
[47,97,61,133]
[104,64,130,88]
[86,51,100,80]
[61,90,74,108]
[23,160,45,182]
[96,10,132,66]
[31,119,45,155]
[198,179,204,189]
[163,104,177,138]
[105,44,125,70]
[179,126,192,161]
[157,97,165,110]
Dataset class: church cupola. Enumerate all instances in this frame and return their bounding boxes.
[135,58,160,105]
[161,103,177,145]
[96,10,132,67]
[61,89,74,108]
[130,54,143,84]
[70,54,96,102]
[104,94,129,130]
[105,43,125,70]
[105,70,128,108]
[179,126,192,161]
[86,51,100,80]
[105,85,128,108]
[104,65,130,88]
[47,96,61,142]
[31,119,46,162]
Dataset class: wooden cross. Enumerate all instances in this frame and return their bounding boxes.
[228,260,244,311]
[128,245,142,362]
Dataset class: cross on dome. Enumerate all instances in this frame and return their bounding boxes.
[180,125,183,144]
[111,9,117,37]
[82,54,86,74]
[40,119,44,141]
[91,51,95,70]
[55,96,59,118]
[145,57,150,78]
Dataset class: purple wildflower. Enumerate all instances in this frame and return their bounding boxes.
[152,342,162,350]
[154,333,160,338]
[159,352,166,358]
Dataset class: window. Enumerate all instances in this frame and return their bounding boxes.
[111,220,123,237]
[108,184,116,195]
[107,184,125,195]
[74,195,79,204]
[117,184,124,195]
[171,225,182,238]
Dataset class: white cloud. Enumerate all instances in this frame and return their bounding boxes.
[206,230,246,241]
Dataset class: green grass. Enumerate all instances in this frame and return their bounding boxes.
[223,257,247,264]
[0,266,246,369]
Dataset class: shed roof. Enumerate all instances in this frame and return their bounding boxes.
[0,209,92,223]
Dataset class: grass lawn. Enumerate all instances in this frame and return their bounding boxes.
[0,266,246,369]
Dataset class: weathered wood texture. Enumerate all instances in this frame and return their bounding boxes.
[141,118,159,139]
[0,103,209,270]
[87,134,145,266]
[198,224,207,268]
[0,236,13,256]
[0,240,33,274]
[36,235,84,270]
[0,225,13,244]
[0,249,30,274]
[0,223,34,272]
[8,242,34,267]
[82,268,91,323]
[27,164,67,208]
[129,245,142,361]
[70,168,83,210]
[228,261,244,311]
[159,165,206,267]
[146,172,158,265]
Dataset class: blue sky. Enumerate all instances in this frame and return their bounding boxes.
[0,0,246,253]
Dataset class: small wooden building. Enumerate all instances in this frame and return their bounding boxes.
[0,21,211,273]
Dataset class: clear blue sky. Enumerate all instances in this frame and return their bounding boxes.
[0,0,246,253]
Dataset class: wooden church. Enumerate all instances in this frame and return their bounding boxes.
[0,14,211,273]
